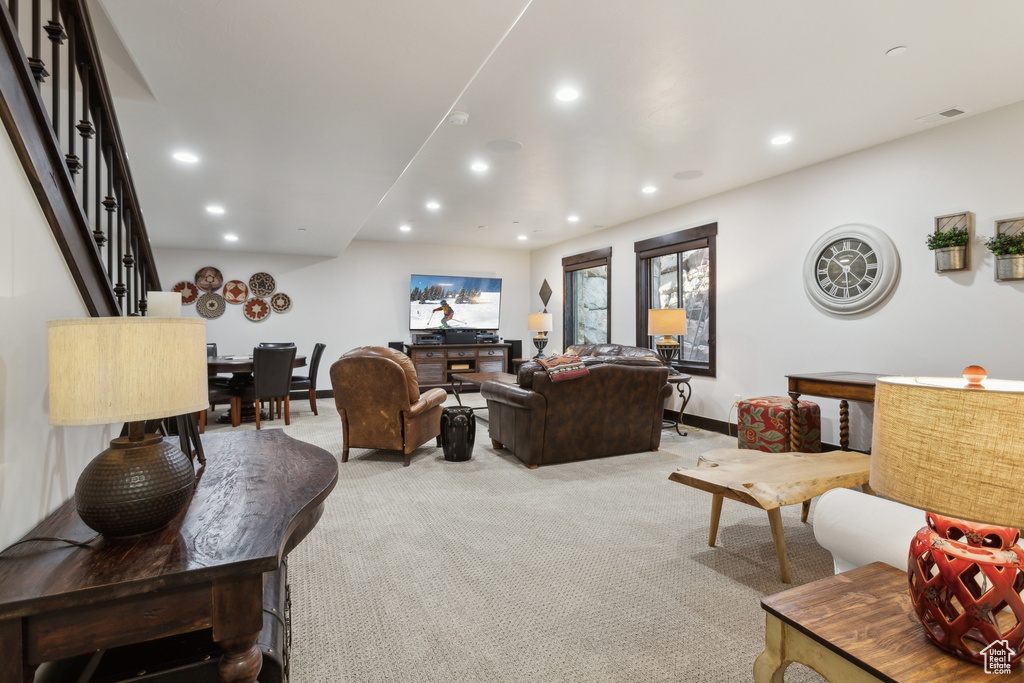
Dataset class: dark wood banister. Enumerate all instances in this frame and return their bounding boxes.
[0,0,160,317]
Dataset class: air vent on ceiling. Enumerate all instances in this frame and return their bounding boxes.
[915,107,967,124]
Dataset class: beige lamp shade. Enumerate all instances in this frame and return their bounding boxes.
[648,308,687,336]
[48,317,209,426]
[870,376,1024,529]
[528,312,553,332]
[146,291,183,317]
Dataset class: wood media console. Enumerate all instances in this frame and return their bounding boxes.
[408,342,510,390]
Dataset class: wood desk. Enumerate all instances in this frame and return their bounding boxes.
[786,372,881,451]
[754,562,995,682]
[0,430,338,683]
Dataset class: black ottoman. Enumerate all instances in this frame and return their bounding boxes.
[440,406,476,462]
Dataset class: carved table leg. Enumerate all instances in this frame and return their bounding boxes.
[753,613,789,683]
[838,399,850,451]
[787,391,802,453]
[213,575,264,683]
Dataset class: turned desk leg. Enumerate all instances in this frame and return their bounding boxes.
[787,391,802,453]
[213,575,264,683]
[838,400,850,451]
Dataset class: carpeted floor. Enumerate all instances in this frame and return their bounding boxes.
[203,394,829,682]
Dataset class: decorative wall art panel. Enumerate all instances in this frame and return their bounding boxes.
[173,280,199,304]
[195,266,224,292]
[270,292,292,313]
[249,272,276,297]
[222,280,249,304]
[197,292,226,319]
[243,297,271,322]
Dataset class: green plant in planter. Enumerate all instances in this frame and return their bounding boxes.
[985,232,1024,256]
[925,226,969,250]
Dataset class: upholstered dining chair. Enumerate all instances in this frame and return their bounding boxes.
[200,382,238,432]
[330,346,447,466]
[241,346,297,430]
[258,342,295,348]
[289,342,326,415]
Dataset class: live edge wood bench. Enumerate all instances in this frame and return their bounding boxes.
[668,448,872,583]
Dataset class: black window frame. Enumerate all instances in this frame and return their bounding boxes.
[562,247,612,347]
[634,222,717,377]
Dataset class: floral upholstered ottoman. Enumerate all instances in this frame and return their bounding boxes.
[737,395,820,453]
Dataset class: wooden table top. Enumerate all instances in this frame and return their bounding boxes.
[762,562,994,682]
[787,372,883,403]
[0,430,337,620]
[669,447,870,510]
[452,371,518,385]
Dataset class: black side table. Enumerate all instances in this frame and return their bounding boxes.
[440,406,476,461]
[665,374,692,436]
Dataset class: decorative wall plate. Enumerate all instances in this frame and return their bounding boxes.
[249,272,276,297]
[173,280,199,304]
[197,292,226,319]
[222,280,249,304]
[243,297,271,322]
[270,292,292,313]
[194,266,224,292]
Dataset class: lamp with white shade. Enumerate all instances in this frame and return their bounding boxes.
[48,317,209,538]
[146,290,183,317]
[647,308,687,367]
[527,312,553,358]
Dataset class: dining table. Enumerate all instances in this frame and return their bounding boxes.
[208,354,307,424]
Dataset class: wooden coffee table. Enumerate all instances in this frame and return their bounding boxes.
[451,371,517,406]
[755,562,993,682]
[668,447,871,583]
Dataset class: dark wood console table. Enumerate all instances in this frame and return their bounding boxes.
[786,372,881,452]
[408,343,510,389]
[0,429,338,683]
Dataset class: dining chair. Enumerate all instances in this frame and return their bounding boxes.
[244,346,297,430]
[258,342,296,348]
[289,343,326,415]
[200,382,239,432]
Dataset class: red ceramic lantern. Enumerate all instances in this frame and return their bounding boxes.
[908,512,1024,666]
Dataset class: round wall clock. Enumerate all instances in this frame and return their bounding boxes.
[802,224,900,315]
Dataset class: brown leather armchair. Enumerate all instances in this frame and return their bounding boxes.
[482,347,671,468]
[330,346,447,466]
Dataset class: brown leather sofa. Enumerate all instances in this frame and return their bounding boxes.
[330,346,447,466]
[481,344,671,468]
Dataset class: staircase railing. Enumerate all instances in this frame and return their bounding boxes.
[1,0,160,317]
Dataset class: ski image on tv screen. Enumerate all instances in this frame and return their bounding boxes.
[410,274,502,330]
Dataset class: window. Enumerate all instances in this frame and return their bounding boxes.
[562,247,611,346]
[635,223,716,376]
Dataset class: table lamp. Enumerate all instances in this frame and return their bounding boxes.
[870,373,1024,667]
[648,308,687,367]
[48,317,209,538]
[528,312,553,358]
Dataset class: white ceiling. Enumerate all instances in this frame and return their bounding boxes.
[93,0,1024,257]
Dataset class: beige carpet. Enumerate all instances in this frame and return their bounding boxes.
[203,395,829,682]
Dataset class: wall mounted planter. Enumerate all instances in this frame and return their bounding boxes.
[930,212,973,272]
[934,245,967,272]
[995,254,1024,281]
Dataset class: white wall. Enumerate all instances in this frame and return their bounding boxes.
[531,100,1024,450]
[153,241,532,365]
[1,123,112,549]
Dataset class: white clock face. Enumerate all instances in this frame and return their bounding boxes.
[803,224,900,315]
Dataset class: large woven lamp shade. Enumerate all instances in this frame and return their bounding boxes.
[48,317,208,537]
[870,375,1024,669]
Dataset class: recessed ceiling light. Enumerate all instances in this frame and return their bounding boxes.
[426,200,440,210]
[172,151,199,163]
[886,46,907,57]
[223,234,238,242]
[206,205,225,215]
[486,139,523,153]
[471,161,489,172]
[642,186,657,194]
[518,235,527,241]
[673,170,704,180]
[399,224,411,232]
[567,215,580,222]
[771,135,792,145]
[298,228,307,232]
[556,87,580,102]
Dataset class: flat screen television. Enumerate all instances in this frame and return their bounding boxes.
[410,274,502,331]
